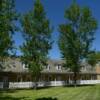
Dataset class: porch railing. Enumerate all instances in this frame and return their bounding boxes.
[0,80,100,89]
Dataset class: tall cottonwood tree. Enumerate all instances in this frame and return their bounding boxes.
[59,2,97,85]
[21,0,52,88]
[0,0,18,68]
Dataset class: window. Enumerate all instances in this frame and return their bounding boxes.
[22,63,28,69]
[46,65,50,70]
[56,64,61,70]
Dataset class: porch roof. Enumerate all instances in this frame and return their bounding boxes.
[41,70,98,75]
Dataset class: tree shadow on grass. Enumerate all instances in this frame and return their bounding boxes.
[35,97,58,100]
[0,96,28,100]
[0,89,19,93]
[0,93,29,100]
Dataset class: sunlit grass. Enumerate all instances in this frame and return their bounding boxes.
[0,85,100,100]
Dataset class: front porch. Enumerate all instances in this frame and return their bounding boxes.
[0,72,100,89]
[0,80,100,89]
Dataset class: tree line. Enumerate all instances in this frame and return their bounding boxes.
[0,0,99,87]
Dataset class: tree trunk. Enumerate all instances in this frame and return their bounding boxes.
[34,82,37,90]
[33,77,38,90]
[73,72,77,87]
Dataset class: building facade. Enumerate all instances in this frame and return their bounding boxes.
[0,58,100,89]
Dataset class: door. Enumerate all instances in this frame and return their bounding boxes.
[3,77,9,89]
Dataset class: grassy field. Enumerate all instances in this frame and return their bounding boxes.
[0,85,100,100]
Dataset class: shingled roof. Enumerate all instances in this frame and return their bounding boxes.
[0,57,96,74]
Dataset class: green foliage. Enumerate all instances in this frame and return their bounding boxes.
[0,0,18,67]
[21,0,52,81]
[59,2,97,84]
[88,52,100,66]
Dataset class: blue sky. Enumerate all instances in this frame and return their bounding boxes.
[15,0,100,59]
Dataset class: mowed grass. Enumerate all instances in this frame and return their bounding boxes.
[0,85,100,100]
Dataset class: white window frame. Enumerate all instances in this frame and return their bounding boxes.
[47,65,50,70]
[56,64,61,70]
[22,63,28,69]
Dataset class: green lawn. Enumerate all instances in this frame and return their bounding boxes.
[0,85,100,100]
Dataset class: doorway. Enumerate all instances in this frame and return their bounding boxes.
[3,76,9,89]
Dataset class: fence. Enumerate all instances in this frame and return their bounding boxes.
[0,80,100,89]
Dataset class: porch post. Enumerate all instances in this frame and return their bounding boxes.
[68,74,70,85]
[55,75,57,86]
[21,76,23,82]
[91,74,93,80]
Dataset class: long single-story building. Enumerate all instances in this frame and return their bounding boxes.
[0,57,100,89]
